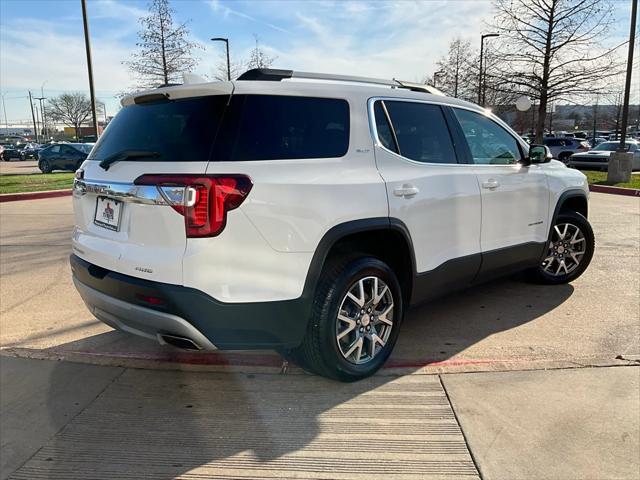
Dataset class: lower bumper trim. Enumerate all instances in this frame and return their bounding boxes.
[73,276,218,350]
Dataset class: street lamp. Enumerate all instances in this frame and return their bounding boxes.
[478,33,499,106]
[211,37,231,81]
[432,70,445,89]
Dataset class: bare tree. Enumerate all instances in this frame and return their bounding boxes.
[213,58,244,81]
[47,93,92,140]
[435,38,477,101]
[246,35,276,70]
[125,0,199,88]
[491,0,623,142]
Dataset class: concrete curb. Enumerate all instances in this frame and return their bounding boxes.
[0,190,71,203]
[0,189,73,203]
[589,184,640,197]
[2,347,636,376]
[0,189,72,203]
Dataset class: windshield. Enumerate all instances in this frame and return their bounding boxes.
[88,95,229,162]
[593,142,637,151]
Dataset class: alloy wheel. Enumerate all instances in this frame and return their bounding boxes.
[541,223,586,276]
[336,276,394,365]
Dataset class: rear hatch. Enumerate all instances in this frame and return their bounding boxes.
[72,83,234,284]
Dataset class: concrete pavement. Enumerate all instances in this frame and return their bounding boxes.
[0,161,41,176]
[442,366,640,480]
[1,193,638,373]
[2,356,638,479]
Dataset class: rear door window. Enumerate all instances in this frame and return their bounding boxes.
[382,100,458,164]
[88,95,229,162]
[213,95,349,161]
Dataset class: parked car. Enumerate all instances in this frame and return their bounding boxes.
[543,137,591,163]
[587,136,608,146]
[0,145,24,161]
[70,68,594,381]
[569,141,640,171]
[38,143,94,173]
[19,143,42,159]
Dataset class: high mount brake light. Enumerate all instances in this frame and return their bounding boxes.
[134,174,252,237]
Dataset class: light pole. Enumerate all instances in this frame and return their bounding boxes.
[40,81,48,138]
[478,33,499,106]
[35,96,46,137]
[81,0,99,139]
[211,37,231,81]
[432,70,445,89]
[1,92,9,131]
[617,0,637,150]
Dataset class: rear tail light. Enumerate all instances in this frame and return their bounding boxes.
[134,174,252,237]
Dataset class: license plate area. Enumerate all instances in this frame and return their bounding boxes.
[94,196,122,231]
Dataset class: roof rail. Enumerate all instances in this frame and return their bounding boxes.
[237,68,445,96]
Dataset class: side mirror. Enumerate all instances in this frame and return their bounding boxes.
[527,144,553,164]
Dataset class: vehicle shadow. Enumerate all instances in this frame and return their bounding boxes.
[30,275,573,479]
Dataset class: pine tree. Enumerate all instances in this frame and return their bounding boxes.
[125,0,199,88]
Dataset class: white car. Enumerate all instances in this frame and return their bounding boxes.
[70,69,595,381]
[569,141,640,171]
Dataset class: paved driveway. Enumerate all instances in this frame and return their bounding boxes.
[0,192,638,373]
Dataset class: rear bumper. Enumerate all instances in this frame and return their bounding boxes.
[70,254,310,350]
[73,277,218,350]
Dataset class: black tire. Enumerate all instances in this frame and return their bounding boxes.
[289,255,404,382]
[39,160,52,174]
[559,152,571,164]
[529,210,594,285]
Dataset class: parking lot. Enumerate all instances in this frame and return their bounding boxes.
[1,192,639,479]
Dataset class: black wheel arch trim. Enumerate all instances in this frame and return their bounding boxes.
[300,217,417,304]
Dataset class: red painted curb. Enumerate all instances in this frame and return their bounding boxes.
[589,184,640,197]
[0,189,72,203]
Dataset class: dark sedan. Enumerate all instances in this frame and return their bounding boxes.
[1,146,24,161]
[38,143,94,173]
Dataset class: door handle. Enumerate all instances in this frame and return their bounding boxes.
[482,179,500,190]
[393,184,419,198]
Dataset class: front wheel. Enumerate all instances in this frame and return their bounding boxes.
[39,160,52,174]
[290,256,404,382]
[530,211,594,284]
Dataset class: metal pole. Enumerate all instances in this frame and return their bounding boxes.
[1,93,9,131]
[212,37,231,81]
[225,39,231,81]
[28,91,39,143]
[618,0,637,150]
[81,0,99,139]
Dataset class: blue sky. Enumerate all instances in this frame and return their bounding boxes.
[0,0,637,123]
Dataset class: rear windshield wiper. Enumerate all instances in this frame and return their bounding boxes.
[99,150,161,171]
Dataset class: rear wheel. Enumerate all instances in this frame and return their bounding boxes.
[530,211,594,284]
[289,256,404,381]
[39,160,52,174]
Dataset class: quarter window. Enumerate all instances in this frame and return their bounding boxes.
[373,101,397,153]
[453,108,522,165]
[381,101,457,164]
[214,95,350,161]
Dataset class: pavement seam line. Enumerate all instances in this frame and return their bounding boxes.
[7,364,127,479]
[438,373,484,480]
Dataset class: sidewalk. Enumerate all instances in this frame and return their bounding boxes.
[2,356,638,480]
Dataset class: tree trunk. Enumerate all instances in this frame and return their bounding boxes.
[74,124,80,140]
[159,8,168,85]
[535,0,556,143]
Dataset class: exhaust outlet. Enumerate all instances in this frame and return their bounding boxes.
[158,333,202,351]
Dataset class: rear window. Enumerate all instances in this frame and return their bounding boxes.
[88,96,229,162]
[213,95,350,161]
[89,94,349,163]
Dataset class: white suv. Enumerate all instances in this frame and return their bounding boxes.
[71,69,594,381]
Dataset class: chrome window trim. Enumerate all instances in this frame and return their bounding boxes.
[367,96,529,169]
[73,179,168,206]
